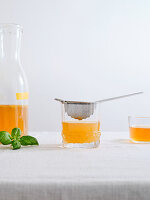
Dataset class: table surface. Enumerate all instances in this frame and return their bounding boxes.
[0,131,150,200]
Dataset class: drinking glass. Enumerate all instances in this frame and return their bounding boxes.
[61,102,101,148]
[129,116,150,143]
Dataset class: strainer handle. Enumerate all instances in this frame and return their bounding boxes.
[54,98,65,103]
[96,92,143,103]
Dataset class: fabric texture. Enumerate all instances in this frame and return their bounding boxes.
[0,131,149,200]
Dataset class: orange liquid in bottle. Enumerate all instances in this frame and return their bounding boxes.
[130,126,150,142]
[0,105,28,136]
[62,121,100,143]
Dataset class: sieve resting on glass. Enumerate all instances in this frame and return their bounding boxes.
[55,92,143,148]
[59,102,100,148]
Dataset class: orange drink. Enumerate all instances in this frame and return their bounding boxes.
[130,126,150,142]
[62,121,100,144]
[129,117,150,143]
[0,105,28,136]
[59,101,100,148]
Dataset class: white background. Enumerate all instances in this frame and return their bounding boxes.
[0,0,149,132]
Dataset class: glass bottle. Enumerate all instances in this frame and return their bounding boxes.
[0,24,28,135]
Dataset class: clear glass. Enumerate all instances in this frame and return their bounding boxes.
[0,24,28,135]
[61,103,101,148]
[129,116,150,143]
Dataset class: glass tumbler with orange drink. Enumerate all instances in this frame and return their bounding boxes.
[61,102,101,148]
[129,117,150,143]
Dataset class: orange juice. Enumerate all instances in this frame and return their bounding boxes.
[130,126,150,142]
[0,105,28,136]
[62,121,100,143]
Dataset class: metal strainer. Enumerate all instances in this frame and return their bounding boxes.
[55,92,143,120]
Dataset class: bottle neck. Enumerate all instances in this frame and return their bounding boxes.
[0,25,22,62]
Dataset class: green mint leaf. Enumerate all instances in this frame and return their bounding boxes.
[20,136,39,146]
[11,140,21,150]
[11,128,21,139]
[0,131,12,145]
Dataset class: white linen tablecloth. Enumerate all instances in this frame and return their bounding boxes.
[0,131,150,200]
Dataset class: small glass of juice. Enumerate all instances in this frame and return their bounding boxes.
[129,116,150,143]
[61,102,101,148]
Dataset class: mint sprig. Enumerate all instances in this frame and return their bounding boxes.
[0,128,39,150]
